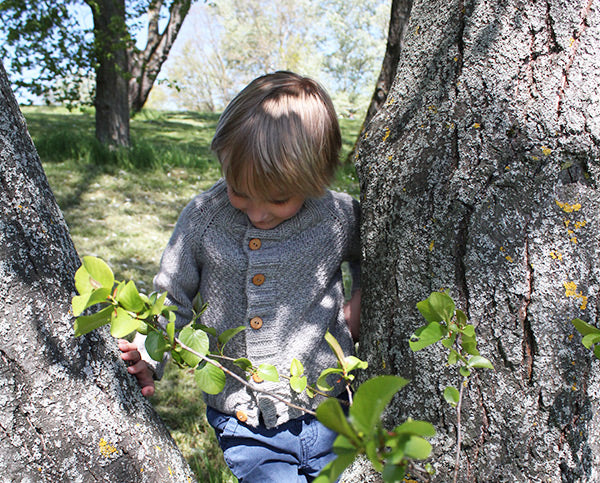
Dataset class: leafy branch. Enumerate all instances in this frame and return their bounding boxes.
[72,256,435,482]
[409,291,494,483]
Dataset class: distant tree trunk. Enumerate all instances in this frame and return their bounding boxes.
[129,0,191,115]
[0,61,195,482]
[89,0,131,147]
[356,0,600,481]
[85,0,191,146]
[347,0,412,163]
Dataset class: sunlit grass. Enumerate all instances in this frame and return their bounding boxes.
[24,105,361,482]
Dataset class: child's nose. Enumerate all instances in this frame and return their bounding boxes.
[246,203,269,222]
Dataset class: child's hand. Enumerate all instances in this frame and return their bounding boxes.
[118,339,155,397]
[344,289,361,342]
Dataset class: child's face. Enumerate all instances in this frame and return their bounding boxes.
[227,184,305,230]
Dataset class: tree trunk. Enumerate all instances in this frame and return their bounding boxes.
[347,0,413,163]
[89,0,131,147]
[356,0,600,481]
[129,0,192,115]
[0,61,195,482]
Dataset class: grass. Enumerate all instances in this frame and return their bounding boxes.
[23,105,361,482]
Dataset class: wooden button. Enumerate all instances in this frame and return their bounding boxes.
[250,317,263,329]
[249,238,261,250]
[252,274,265,286]
[236,410,248,422]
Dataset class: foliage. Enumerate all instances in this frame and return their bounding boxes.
[0,0,92,104]
[158,0,390,115]
[72,255,433,481]
[410,291,494,482]
[0,1,187,107]
[571,318,600,360]
[318,0,390,112]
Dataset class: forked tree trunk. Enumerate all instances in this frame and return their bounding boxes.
[128,0,192,115]
[0,62,195,482]
[356,0,600,481]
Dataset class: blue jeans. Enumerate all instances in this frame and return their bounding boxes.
[206,406,339,482]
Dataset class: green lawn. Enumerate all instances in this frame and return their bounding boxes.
[24,106,361,482]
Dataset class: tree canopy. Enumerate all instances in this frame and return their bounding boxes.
[0,0,191,146]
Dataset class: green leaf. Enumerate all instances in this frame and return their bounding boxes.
[179,326,209,367]
[72,287,111,317]
[441,333,456,349]
[316,367,343,392]
[195,362,226,394]
[572,318,600,336]
[316,398,360,445]
[146,330,168,362]
[343,355,368,372]
[467,355,494,369]
[325,331,346,366]
[350,375,409,437]
[455,309,467,328]
[403,435,432,460]
[461,324,476,338]
[137,321,149,335]
[290,375,307,393]
[594,345,600,360]
[448,348,459,365]
[195,323,217,337]
[166,321,175,344]
[459,366,471,377]
[365,438,382,471]
[150,292,168,316]
[394,419,436,438]
[409,321,446,351]
[416,291,455,323]
[582,333,600,350]
[233,357,252,372]
[290,358,304,377]
[444,386,460,407]
[314,450,357,483]
[257,363,279,382]
[382,463,407,482]
[75,256,114,294]
[461,337,480,356]
[73,305,113,336]
[218,325,246,346]
[110,307,140,338]
[115,280,144,312]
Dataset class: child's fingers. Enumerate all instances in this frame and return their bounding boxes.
[127,360,148,375]
[141,384,155,397]
[117,339,138,353]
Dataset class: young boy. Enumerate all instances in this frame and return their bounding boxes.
[119,71,361,482]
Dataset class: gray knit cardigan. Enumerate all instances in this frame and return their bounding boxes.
[138,178,361,428]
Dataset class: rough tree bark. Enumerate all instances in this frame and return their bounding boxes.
[0,62,195,481]
[356,0,600,481]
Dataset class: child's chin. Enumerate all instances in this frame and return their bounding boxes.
[251,220,280,230]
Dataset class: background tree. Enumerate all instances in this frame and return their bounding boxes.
[158,0,390,115]
[0,60,195,482]
[0,0,191,146]
[346,0,413,162]
[355,0,600,481]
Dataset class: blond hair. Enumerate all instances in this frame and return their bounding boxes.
[211,71,341,198]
